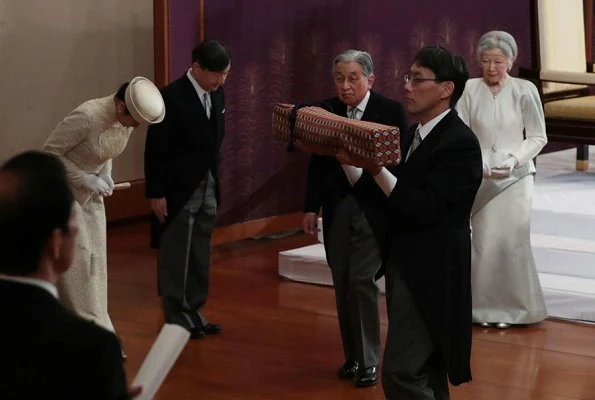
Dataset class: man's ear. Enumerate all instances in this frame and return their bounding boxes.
[48,228,62,260]
[191,61,203,73]
[440,81,455,101]
[367,73,376,89]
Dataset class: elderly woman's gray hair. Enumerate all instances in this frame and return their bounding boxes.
[477,31,518,63]
[332,50,374,77]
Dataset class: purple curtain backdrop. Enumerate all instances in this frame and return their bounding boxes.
[169,0,533,226]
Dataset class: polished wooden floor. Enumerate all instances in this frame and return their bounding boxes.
[107,222,595,400]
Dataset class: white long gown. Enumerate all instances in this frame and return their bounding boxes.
[457,77,548,324]
[44,95,133,332]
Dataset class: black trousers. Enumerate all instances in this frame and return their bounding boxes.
[382,260,450,400]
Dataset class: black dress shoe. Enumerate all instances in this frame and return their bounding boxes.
[337,360,359,379]
[355,366,377,387]
[190,328,206,339]
[202,323,222,334]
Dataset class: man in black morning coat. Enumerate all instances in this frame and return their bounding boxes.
[145,40,230,338]
[0,151,133,400]
[302,49,408,387]
[339,46,482,399]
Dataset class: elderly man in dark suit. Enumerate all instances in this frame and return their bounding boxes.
[145,40,230,339]
[340,46,483,399]
[0,151,135,400]
[302,49,408,387]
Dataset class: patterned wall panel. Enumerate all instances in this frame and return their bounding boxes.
[170,0,532,225]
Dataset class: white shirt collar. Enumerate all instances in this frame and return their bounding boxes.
[0,274,58,298]
[186,68,209,98]
[347,90,371,118]
[416,108,451,140]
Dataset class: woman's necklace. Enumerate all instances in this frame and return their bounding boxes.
[485,75,510,153]
[486,75,509,97]
[488,85,502,95]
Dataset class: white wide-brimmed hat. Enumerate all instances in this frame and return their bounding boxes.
[125,76,165,125]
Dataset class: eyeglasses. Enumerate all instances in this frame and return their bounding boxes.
[403,74,439,85]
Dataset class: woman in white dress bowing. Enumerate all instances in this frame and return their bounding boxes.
[43,77,165,338]
[456,31,548,328]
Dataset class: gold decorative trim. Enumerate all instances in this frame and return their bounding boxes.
[199,0,205,41]
[576,159,589,170]
[154,0,170,87]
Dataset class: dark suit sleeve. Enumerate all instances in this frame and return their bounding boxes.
[388,129,482,227]
[304,154,322,213]
[387,101,408,176]
[103,334,130,400]
[144,88,170,199]
[303,96,340,214]
[83,330,130,400]
[213,87,226,146]
[393,102,409,137]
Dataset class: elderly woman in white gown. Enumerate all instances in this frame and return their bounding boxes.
[43,77,165,335]
[456,31,548,328]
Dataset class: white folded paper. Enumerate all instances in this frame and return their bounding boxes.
[317,217,324,244]
[113,182,131,190]
[132,324,191,400]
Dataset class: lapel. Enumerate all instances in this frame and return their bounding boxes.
[211,87,225,143]
[179,76,207,122]
[404,110,457,166]
[401,125,417,160]
[328,97,348,117]
[329,91,380,121]
[178,75,216,144]
[360,91,382,123]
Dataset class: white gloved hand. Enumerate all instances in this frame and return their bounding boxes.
[82,174,111,196]
[491,156,518,180]
[482,161,491,178]
[98,173,115,191]
[499,156,518,171]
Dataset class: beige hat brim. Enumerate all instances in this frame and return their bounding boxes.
[125,76,165,125]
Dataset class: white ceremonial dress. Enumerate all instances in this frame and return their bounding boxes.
[457,77,548,324]
[44,95,133,332]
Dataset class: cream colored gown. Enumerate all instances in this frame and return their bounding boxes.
[457,77,548,324]
[44,95,133,332]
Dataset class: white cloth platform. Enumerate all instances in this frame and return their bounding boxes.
[279,148,595,322]
[278,243,387,293]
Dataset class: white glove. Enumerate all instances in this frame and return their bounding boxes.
[482,161,491,178]
[499,156,518,170]
[491,156,518,180]
[82,174,112,196]
[98,173,115,191]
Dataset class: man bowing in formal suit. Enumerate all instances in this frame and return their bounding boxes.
[301,49,408,387]
[339,46,482,399]
[145,40,231,339]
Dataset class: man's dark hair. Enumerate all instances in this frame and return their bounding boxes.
[192,39,231,72]
[0,151,74,275]
[413,46,469,107]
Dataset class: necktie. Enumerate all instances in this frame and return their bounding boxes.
[406,127,422,161]
[347,107,358,120]
[203,92,211,119]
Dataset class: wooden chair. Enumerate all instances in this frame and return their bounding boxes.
[519,0,595,170]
